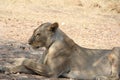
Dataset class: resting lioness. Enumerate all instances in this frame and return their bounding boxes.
[4,22,120,79]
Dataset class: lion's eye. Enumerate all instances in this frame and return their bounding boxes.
[36,33,41,36]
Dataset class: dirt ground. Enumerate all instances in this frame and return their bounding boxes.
[0,0,120,80]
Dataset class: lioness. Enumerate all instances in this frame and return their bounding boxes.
[3,22,120,79]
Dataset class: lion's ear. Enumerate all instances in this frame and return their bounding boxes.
[48,22,58,32]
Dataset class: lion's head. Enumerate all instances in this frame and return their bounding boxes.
[28,22,59,49]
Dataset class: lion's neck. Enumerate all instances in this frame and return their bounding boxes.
[45,29,63,49]
[55,29,76,48]
[46,29,77,50]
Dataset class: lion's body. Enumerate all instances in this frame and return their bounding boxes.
[6,22,120,79]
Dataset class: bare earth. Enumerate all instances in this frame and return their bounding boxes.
[0,0,120,80]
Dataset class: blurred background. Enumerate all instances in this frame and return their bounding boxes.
[0,0,120,49]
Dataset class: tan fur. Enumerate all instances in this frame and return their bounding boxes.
[7,22,120,79]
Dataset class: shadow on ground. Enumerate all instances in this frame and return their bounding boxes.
[0,41,69,80]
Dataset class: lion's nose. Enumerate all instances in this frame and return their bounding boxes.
[28,40,32,45]
[28,37,34,45]
[28,39,32,45]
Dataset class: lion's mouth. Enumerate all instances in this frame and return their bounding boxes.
[32,46,40,49]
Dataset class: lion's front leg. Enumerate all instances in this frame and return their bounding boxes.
[23,54,70,78]
[23,59,50,77]
[5,58,35,74]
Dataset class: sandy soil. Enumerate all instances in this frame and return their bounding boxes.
[0,0,120,49]
[0,0,120,79]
